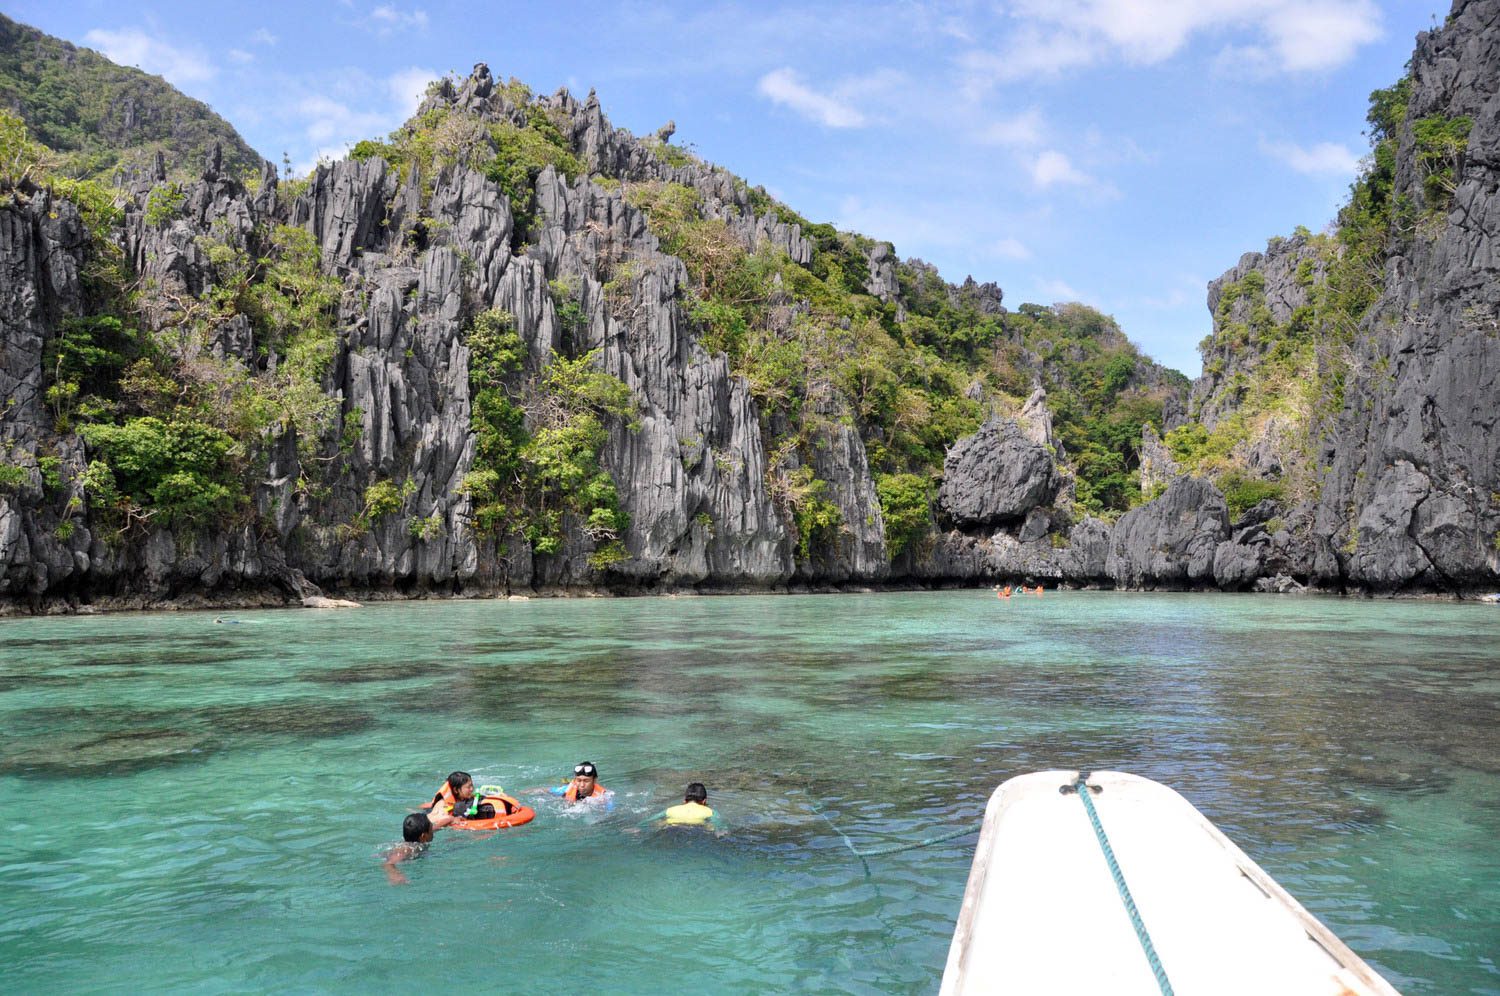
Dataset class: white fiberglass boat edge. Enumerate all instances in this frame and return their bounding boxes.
[941,770,1400,996]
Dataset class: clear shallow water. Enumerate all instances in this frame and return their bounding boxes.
[1,591,1497,994]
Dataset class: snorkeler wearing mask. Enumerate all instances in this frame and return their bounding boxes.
[552,761,613,806]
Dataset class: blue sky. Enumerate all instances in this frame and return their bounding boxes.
[8,1,1446,375]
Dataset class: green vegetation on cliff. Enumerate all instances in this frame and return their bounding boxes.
[622,169,1181,539]
[461,309,636,567]
[1168,71,1449,513]
[350,80,580,239]
[623,177,996,549]
[8,41,1188,568]
[0,13,261,179]
[1003,303,1183,515]
[4,109,345,533]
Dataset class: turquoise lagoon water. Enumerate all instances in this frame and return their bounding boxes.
[1,591,1497,994]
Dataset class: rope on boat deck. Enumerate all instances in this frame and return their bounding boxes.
[1068,771,1175,996]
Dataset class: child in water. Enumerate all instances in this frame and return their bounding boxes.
[384,811,452,885]
[647,782,722,830]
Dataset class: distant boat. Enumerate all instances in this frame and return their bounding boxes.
[941,771,1400,995]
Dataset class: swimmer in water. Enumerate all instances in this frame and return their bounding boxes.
[546,761,613,808]
[384,811,453,885]
[646,782,722,831]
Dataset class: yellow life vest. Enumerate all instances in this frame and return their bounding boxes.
[664,801,715,825]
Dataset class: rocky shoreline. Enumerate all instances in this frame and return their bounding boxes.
[6,572,1494,618]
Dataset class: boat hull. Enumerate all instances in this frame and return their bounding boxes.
[940,770,1399,995]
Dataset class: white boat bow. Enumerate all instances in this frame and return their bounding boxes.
[941,770,1400,995]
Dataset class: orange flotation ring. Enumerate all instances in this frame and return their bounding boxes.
[424,784,536,831]
[456,795,535,831]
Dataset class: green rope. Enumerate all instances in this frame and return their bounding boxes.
[1071,773,1175,996]
[806,798,865,857]
[806,797,977,860]
[853,823,978,857]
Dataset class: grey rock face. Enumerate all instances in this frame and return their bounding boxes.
[906,514,1111,585]
[0,189,88,599]
[1191,235,1323,432]
[1106,477,1228,588]
[802,422,888,581]
[1138,423,1179,495]
[1017,387,1057,451]
[1169,2,1500,595]
[1309,0,1500,592]
[530,167,796,586]
[864,242,898,302]
[937,417,1060,528]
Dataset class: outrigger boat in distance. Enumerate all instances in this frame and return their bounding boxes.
[941,771,1401,995]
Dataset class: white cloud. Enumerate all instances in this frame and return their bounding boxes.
[370,5,430,33]
[977,109,1045,147]
[1038,278,1083,301]
[1136,276,1205,310]
[958,30,1099,95]
[291,145,353,178]
[962,0,1383,90]
[228,48,254,65]
[756,68,866,128]
[1262,2,1383,71]
[1260,138,1360,176]
[1031,149,1092,188]
[991,237,1033,261]
[834,194,1008,255]
[296,95,387,147]
[83,28,216,85]
[387,67,437,119]
[282,66,440,177]
[249,28,277,46]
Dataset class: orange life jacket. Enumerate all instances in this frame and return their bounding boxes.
[564,781,609,802]
[430,782,520,817]
[429,782,477,814]
[481,791,521,815]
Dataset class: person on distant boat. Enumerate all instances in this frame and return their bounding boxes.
[549,761,613,807]
[646,782,721,830]
[384,811,453,885]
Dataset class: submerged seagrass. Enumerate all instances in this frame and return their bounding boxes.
[0,591,1496,992]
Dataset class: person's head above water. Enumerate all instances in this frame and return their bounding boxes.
[573,761,598,782]
[403,812,434,843]
[684,782,707,804]
[447,771,475,801]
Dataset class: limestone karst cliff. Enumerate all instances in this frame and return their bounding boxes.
[1,0,1497,611]
[0,48,1177,609]
[1159,0,1500,594]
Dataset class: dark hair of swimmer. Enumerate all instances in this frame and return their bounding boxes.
[684,782,707,804]
[403,812,433,842]
[447,771,473,792]
[573,761,598,777]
